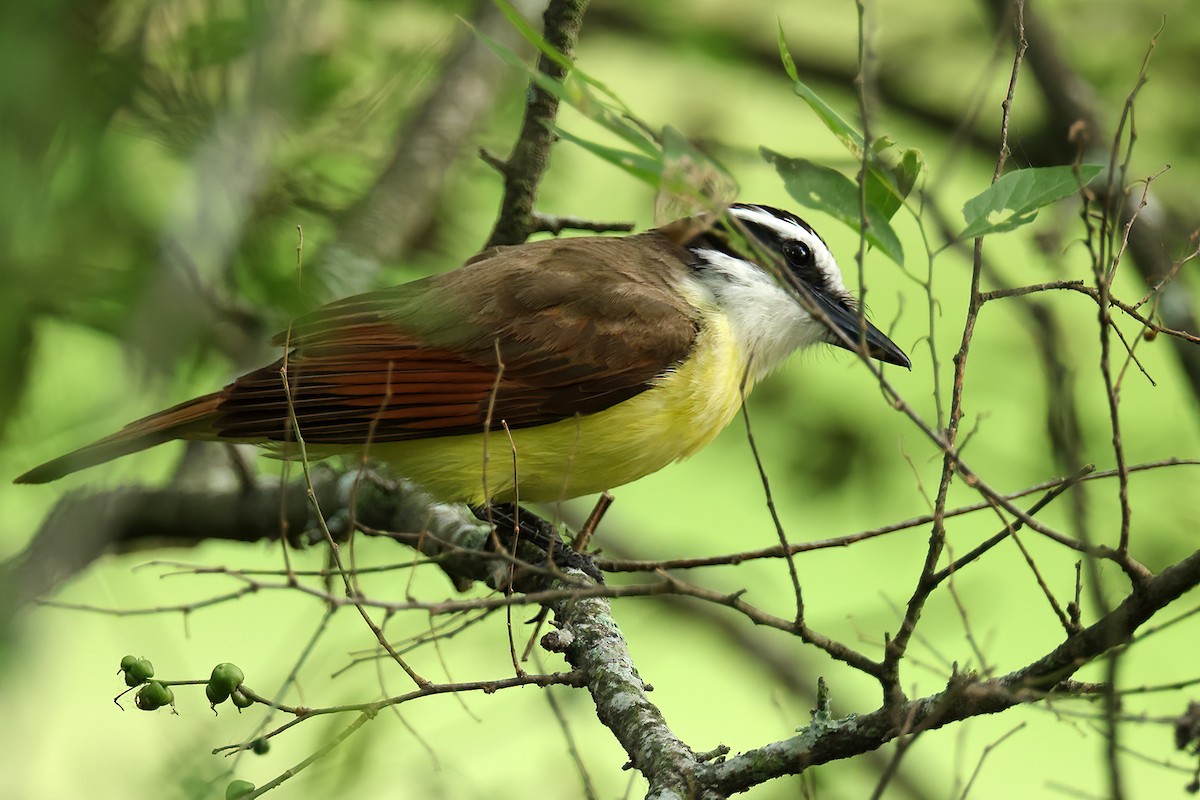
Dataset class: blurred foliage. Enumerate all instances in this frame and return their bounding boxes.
[0,0,478,404]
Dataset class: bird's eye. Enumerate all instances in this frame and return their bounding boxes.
[782,241,813,267]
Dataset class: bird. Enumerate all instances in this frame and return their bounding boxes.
[15,203,909,505]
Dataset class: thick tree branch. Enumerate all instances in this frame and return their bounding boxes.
[2,466,528,611]
[549,579,699,800]
[484,0,591,247]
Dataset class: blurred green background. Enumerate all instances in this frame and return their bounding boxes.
[1,0,1198,798]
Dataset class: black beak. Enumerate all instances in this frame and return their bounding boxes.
[813,292,911,369]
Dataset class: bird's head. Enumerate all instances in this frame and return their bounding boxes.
[679,202,910,374]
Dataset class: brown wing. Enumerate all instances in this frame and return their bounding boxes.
[211,231,701,444]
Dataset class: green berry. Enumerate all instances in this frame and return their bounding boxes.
[135,681,174,711]
[225,779,255,799]
[206,681,231,705]
[210,663,245,696]
[230,688,253,709]
[129,659,155,682]
[122,656,154,686]
[251,738,270,755]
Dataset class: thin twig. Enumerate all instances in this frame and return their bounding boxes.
[882,1,1027,707]
[279,353,429,688]
[740,372,804,624]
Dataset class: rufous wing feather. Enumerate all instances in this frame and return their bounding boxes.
[208,233,700,446]
[15,230,701,483]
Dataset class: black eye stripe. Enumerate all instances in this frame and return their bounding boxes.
[687,207,835,295]
[783,250,824,290]
[737,223,827,290]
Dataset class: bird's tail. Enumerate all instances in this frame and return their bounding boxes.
[14,392,223,484]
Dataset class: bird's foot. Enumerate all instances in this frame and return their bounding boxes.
[470,503,604,584]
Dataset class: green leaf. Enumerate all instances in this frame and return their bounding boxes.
[871,136,896,154]
[560,78,661,156]
[551,125,662,185]
[553,125,737,211]
[778,30,923,223]
[960,165,1103,239]
[777,20,800,83]
[895,149,924,198]
[468,20,659,157]
[791,80,866,157]
[655,126,739,215]
[764,148,904,266]
[475,9,737,207]
[866,148,923,222]
[493,0,629,109]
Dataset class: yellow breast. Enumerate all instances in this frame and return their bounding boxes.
[359,307,752,504]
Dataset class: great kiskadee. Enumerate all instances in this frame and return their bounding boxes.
[15,204,909,502]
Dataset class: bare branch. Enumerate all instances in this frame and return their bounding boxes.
[485,0,591,247]
[700,547,1200,794]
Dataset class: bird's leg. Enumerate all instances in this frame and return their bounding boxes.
[470,503,604,583]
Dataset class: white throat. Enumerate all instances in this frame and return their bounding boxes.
[686,249,833,384]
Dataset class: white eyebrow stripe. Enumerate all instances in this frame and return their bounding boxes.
[728,205,813,243]
[726,205,848,296]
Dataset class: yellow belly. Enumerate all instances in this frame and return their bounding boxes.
[337,312,753,504]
